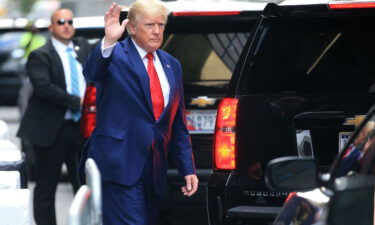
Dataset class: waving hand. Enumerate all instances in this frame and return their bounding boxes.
[104,3,128,47]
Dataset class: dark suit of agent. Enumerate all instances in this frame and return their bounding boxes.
[17,9,91,225]
[80,1,199,224]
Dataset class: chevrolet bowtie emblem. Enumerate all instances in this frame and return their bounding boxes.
[343,115,366,127]
[190,96,216,107]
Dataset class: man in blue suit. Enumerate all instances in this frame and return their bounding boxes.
[81,0,198,224]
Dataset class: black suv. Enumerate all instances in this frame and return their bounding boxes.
[207,1,375,224]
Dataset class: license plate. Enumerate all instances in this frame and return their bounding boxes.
[339,132,352,152]
[186,110,217,134]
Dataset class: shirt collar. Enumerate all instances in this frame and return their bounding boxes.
[51,37,74,52]
[131,38,156,60]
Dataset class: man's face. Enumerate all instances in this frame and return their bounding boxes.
[129,13,165,53]
[49,9,75,44]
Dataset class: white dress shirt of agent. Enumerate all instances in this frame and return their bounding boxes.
[53,37,86,116]
[81,1,199,225]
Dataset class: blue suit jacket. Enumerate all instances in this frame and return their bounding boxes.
[81,37,196,194]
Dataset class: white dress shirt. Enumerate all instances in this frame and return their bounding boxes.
[101,38,170,107]
[51,37,86,119]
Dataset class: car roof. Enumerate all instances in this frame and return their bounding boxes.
[263,0,375,17]
[149,0,268,13]
[277,0,330,6]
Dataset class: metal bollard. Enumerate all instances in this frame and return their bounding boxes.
[85,158,102,225]
[69,185,92,225]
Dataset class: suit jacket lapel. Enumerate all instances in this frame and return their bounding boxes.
[157,50,175,111]
[124,38,154,116]
[73,39,86,65]
[48,41,66,89]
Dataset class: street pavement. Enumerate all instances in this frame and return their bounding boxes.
[0,106,74,225]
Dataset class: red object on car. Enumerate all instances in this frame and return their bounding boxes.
[328,1,375,9]
[213,97,238,170]
[81,83,97,139]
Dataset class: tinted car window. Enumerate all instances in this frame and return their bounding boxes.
[163,32,250,81]
[245,17,375,94]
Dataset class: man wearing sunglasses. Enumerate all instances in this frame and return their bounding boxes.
[17,8,91,225]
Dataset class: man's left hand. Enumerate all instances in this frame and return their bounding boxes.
[182,174,199,197]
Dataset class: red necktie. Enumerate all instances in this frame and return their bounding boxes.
[146,53,164,120]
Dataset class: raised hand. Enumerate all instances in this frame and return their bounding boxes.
[104,2,128,47]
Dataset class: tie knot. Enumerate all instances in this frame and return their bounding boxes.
[66,47,74,53]
[146,53,154,61]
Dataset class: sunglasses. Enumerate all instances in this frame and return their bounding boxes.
[56,19,73,26]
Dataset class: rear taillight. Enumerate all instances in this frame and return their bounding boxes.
[81,84,97,139]
[329,1,375,9]
[213,98,238,170]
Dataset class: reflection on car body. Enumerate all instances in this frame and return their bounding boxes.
[273,192,322,225]
[268,104,375,225]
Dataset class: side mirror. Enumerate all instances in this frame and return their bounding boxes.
[328,175,375,225]
[266,156,319,192]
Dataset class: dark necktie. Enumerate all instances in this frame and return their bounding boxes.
[146,53,164,120]
[66,47,81,121]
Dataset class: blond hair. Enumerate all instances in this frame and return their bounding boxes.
[127,0,170,24]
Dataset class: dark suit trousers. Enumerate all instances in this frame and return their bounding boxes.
[102,152,163,225]
[33,120,82,225]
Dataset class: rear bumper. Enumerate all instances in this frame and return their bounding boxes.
[227,206,281,219]
[207,172,285,224]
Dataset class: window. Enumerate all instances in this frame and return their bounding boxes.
[245,17,375,94]
[162,32,250,82]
